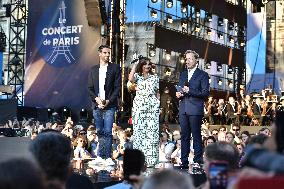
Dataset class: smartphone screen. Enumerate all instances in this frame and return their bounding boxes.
[209,162,228,189]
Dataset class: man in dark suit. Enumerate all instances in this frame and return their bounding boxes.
[88,45,121,158]
[176,50,210,169]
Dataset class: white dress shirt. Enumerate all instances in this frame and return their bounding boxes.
[187,64,198,82]
[99,64,108,100]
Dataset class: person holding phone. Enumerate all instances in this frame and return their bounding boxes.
[176,50,210,169]
[201,142,240,189]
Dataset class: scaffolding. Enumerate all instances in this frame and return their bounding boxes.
[6,0,27,106]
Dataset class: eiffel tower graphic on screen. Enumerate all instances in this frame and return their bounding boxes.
[47,1,75,64]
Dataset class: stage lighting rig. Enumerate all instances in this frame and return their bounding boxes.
[151,0,158,3]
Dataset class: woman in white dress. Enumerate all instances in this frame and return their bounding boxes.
[128,57,160,167]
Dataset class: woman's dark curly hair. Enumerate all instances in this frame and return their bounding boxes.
[136,57,154,76]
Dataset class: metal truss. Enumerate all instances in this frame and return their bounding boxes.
[6,0,27,105]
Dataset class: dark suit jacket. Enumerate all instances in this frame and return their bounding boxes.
[253,103,262,116]
[88,63,121,109]
[178,68,210,115]
[226,103,238,117]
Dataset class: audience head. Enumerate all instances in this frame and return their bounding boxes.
[258,127,271,136]
[123,149,145,182]
[0,158,46,189]
[265,111,284,154]
[204,136,216,147]
[225,132,235,144]
[74,135,88,148]
[211,129,219,139]
[204,142,240,171]
[218,131,226,141]
[236,143,245,156]
[219,126,227,133]
[248,133,268,145]
[240,131,250,145]
[29,129,72,181]
[231,124,240,136]
[141,169,194,189]
[172,130,181,141]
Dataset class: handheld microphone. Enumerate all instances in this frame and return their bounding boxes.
[130,54,143,64]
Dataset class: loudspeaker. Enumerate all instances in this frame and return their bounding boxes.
[0,99,17,124]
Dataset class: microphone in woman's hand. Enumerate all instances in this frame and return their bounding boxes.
[130,54,143,64]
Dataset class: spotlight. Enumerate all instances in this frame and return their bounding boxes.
[195,25,200,32]
[218,79,223,86]
[165,67,172,76]
[217,63,222,72]
[228,21,235,30]
[181,5,187,13]
[239,39,245,47]
[166,0,173,8]
[61,107,71,122]
[150,9,157,18]
[218,33,224,40]
[218,18,224,26]
[166,14,173,23]
[228,80,234,88]
[195,9,200,17]
[47,108,53,119]
[148,44,156,57]
[181,19,187,28]
[179,54,185,63]
[228,66,233,74]
[206,29,212,36]
[229,36,235,43]
[165,50,171,61]
[237,26,245,38]
[80,108,88,120]
[205,62,211,69]
[151,0,158,3]
[205,12,212,22]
